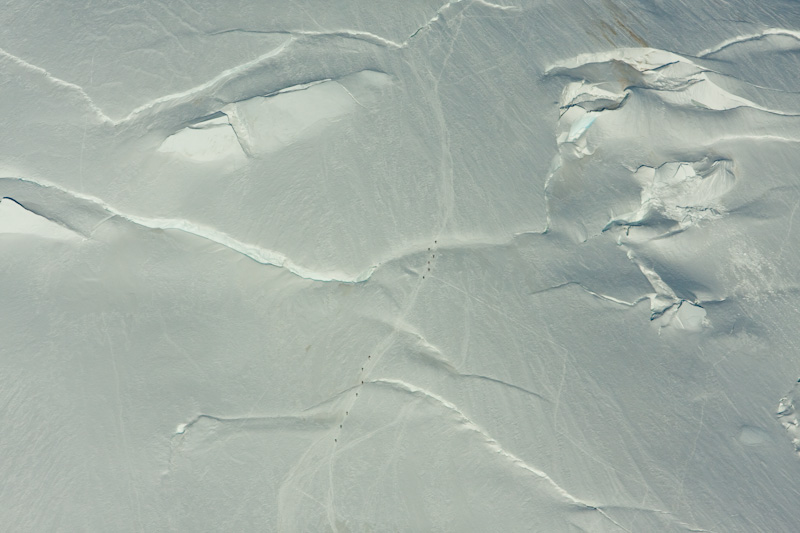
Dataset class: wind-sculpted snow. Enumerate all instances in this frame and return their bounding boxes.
[0,177,375,283]
[546,43,800,324]
[5,3,800,532]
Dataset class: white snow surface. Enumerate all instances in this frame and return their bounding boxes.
[2,0,800,531]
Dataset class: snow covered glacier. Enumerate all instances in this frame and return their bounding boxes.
[2,0,800,531]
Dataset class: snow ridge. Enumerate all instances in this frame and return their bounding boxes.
[0,47,113,125]
[2,177,375,283]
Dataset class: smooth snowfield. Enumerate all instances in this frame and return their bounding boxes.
[2,1,800,531]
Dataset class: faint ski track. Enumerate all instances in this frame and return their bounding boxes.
[530,281,649,307]
[209,28,404,49]
[100,314,144,532]
[314,378,713,531]
[675,400,706,522]
[777,198,800,264]
[408,0,520,41]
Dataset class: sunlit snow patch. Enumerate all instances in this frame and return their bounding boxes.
[0,197,79,240]
[158,113,246,162]
[545,46,758,322]
[653,300,708,332]
[223,70,391,155]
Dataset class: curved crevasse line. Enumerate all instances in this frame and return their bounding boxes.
[697,28,800,58]
[0,39,297,128]
[131,220,372,283]
[473,0,520,11]
[372,379,594,504]
[715,133,800,145]
[372,379,713,531]
[118,37,295,125]
[1,1,518,129]
[407,0,520,41]
[460,374,551,402]
[2,34,383,130]
[0,47,113,125]
[2,177,376,283]
[370,378,643,531]
[209,28,404,49]
[1,36,366,130]
[547,45,800,116]
[108,212,376,283]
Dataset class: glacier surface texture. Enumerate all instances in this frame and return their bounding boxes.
[2,0,800,531]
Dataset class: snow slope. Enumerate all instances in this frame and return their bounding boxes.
[2,0,800,531]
